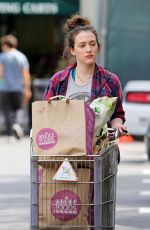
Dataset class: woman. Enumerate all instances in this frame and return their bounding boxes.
[44,14,126,134]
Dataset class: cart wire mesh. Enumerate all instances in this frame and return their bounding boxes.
[30,142,118,230]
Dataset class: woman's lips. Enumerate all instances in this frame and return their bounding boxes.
[85,55,94,59]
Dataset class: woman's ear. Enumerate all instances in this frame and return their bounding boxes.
[70,48,75,56]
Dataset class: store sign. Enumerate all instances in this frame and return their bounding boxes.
[0,3,20,14]
[0,2,59,14]
[23,2,58,14]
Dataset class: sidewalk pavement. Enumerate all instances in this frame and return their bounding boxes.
[0,136,30,230]
[116,226,146,230]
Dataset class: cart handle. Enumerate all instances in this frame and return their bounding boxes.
[108,128,128,141]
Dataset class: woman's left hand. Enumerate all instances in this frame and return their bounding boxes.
[111,118,127,136]
[115,124,128,136]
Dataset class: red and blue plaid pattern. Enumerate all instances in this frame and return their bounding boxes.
[43,63,125,122]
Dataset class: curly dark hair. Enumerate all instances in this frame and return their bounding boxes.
[63,14,101,59]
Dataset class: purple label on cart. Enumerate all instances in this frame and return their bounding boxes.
[36,128,57,150]
[51,190,81,221]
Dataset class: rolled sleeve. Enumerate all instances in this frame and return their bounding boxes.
[111,76,125,123]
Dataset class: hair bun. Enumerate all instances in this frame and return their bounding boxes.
[64,14,91,33]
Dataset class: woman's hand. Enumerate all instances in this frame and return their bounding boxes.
[110,118,127,136]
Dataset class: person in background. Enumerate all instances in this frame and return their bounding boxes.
[0,34,32,141]
[43,14,126,134]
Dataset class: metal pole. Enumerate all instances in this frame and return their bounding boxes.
[79,0,109,67]
[99,0,109,67]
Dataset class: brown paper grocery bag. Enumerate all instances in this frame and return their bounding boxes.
[32,99,95,156]
[38,166,91,230]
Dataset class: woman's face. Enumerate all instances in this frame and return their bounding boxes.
[70,31,99,65]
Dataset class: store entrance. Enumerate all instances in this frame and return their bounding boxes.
[0,14,64,79]
[0,14,67,130]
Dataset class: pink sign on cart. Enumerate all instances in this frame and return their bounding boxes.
[51,190,82,221]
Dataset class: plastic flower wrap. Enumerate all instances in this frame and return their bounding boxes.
[90,96,117,148]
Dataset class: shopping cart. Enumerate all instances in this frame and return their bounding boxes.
[30,140,119,230]
[30,93,120,229]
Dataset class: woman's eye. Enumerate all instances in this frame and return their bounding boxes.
[91,43,96,46]
[79,44,85,48]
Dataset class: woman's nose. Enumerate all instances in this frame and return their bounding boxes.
[86,45,92,52]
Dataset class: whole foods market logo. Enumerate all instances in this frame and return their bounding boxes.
[0,2,58,15]
[51,190,81,221]
[36,128,57,150]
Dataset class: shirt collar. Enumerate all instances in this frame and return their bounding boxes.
[59,63,77,82]
[59,62,106,82]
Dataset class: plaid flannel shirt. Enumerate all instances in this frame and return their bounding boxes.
[43,63,125,122]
